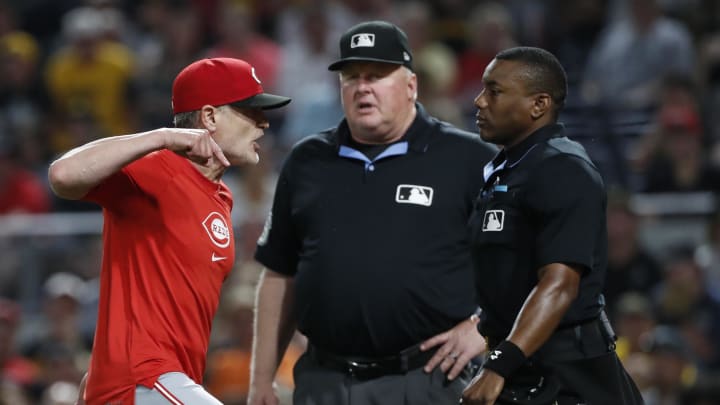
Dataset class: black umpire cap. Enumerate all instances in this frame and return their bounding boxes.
[328,20,414,71]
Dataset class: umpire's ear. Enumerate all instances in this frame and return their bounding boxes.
[530,93,551,120]
[199,104,219,132]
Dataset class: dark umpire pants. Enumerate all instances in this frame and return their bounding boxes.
[492,314,644,405]
[292,344,475,405]
[544,352,644,405]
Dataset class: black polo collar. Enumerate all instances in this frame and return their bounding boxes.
[333,102,434,153]
[504,123,565,166]
[483,123,565,183]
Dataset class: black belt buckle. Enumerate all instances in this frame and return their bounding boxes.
[346,359,382,377]
[310,343,430,380]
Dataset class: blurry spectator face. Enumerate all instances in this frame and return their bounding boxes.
[666,129,701,162]
[0,299,20,361]
[0,320,14,360]
[666,259,702,299]
[138,0,172,32]
[63,7,106,59]
[660,106,703,161]
[630,0,659,28]
[615,293,655,352]
[0,32,39,88]
[45,295,79,321]
[302,8,327,52]
[617,313,655,349]
[607,205,637,246]
[641,326,693,392]
[43,272,84,322]
[396,2,432,50]
[2,53,33,86]
[467,3,514,52]
[659,258,704,319]
[165,9,201,58]
[650,351,687,389]
[218,3,252,45]
[0,4,16,35]
[73,36,101,61]
[568,0,607,26]
[680,321,718,364]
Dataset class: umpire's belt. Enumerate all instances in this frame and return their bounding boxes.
[308,343,435,380]
[485,314,615,364]
[536,313,616,362]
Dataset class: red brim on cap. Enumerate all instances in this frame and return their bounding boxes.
[231,93,291,110]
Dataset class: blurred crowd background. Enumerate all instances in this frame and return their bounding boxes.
[1,0,720,403]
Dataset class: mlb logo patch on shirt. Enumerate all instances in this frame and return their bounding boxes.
[482,210,504,231]
[351,33,375,48]
[395,184,433,207]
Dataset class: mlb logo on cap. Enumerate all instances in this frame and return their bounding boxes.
[351,33,375,48]
[328,20,413,71]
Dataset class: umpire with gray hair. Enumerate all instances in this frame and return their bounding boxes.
[249,21,496,405]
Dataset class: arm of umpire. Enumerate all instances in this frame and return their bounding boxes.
[461,263,581,404]
[249,268,297,405]
[48,128,229,200]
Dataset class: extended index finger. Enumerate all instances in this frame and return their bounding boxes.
[212,142,230,167]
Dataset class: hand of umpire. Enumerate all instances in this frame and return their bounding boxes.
[420,316,487,380]
[247,381,280,405]
[460,368,504,404]
[163,128,230,168]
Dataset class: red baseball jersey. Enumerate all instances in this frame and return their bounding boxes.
[82,150,235,404]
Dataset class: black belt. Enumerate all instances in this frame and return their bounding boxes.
[485,315,608,349]
[308,343,436,380]
[486,314,615,363]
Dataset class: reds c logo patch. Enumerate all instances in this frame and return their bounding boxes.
[202,212,231,248]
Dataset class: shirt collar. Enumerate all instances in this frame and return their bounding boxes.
[504,123,564,166]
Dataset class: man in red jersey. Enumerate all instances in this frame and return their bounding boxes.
[48,58,290,405]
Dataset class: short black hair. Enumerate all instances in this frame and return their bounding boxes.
[495,46,567,111]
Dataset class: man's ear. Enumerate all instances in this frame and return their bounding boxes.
[408,72,418,102]
[530,93,552,120]
[199,105,218,131]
